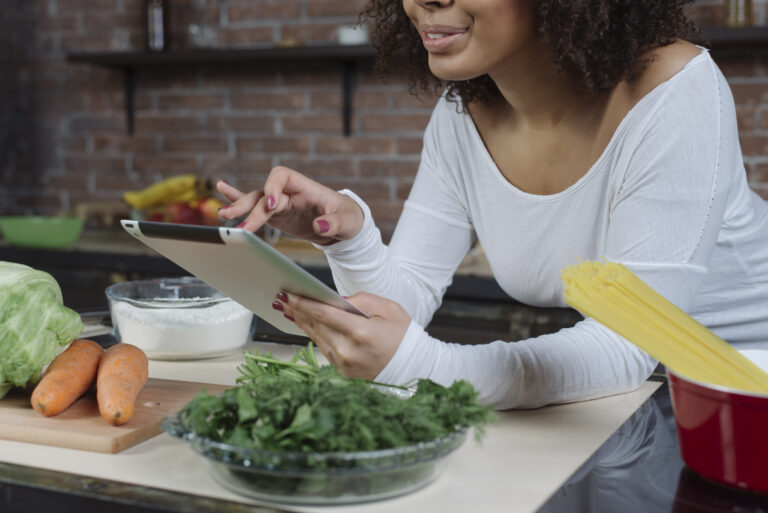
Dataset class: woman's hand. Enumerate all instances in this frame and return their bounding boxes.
[217,166,364,245]
[273,291,410,380]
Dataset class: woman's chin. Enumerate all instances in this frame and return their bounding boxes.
[428,62,482,82]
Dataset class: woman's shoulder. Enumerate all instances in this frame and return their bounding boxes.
[430,92,469,122]
[613,41,711,112]
[424,93,477,144]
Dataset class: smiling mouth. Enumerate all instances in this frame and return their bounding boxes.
[425,32,456,39]
[420,26,467,52]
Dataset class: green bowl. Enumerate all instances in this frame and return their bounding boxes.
[0,216,84,248]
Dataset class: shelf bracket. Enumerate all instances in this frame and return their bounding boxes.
[342,60,357,137]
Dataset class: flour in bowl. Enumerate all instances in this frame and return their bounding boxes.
[110,298,253,360]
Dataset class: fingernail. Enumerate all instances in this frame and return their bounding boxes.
[342,295,348,299]
[237,222,246,228]
[284,314,295,322]
[218,205,230,211]
[316,219,330,233]
[271,300,283,312]
[276,291,288,302]
[267,195,276,209]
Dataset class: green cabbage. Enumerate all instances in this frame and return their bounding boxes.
[0,262,82,399]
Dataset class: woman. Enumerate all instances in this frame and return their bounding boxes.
[218,0,768,408]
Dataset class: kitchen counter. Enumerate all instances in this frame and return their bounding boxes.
[0,336,656,513]
[2,334,767,512]
[3,235,766,512]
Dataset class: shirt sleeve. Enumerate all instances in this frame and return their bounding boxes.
[325,60,737,409]
[322,102,476,326]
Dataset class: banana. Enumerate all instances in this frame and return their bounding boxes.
[123,174,200,210]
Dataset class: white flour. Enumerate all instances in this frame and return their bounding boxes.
[110,298,253,360]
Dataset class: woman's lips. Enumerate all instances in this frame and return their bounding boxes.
[420,25,467,53]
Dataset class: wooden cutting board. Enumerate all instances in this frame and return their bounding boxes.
[0,378,228,454]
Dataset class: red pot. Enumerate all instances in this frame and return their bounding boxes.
[667,350,768,492]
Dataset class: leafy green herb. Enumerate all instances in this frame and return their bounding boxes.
[180,343,497,454]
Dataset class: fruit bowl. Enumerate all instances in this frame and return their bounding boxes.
[0,216,84,248]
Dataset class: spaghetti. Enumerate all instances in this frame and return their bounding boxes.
[561,260,768,393]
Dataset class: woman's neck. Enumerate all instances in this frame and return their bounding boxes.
[487,44,605,133]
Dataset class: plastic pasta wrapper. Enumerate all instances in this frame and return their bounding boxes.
[561,260,768,393]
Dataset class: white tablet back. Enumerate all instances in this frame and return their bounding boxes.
[121,220,364,336]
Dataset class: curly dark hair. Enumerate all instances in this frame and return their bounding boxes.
[361,0,702,106]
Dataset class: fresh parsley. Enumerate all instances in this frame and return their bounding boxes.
[179,343,497,454]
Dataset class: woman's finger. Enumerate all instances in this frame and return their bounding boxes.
[262,166,298,212]
[216,180,246,202]
[282,293,370,340]
[277,294,360,362]
[218,190,264,223]
[237,194,284,232]
[288,310,343,367]
[311,194,365,241]
[275,298,344,368]
[263,166,335,214]
[276,291,408,380]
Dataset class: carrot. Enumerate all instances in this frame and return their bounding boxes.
[30,339,104,417]
[96,343,149,426]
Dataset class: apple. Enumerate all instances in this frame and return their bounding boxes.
[195,196,225,226]
[165,201,203,225]
[146,209,165,222]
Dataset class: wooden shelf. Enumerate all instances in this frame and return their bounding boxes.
[65,28,766,135]
[701,26,768,51]
[66,44,376,136]
[66,44,375,67]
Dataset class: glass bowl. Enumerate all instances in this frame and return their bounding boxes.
[105,277,253,360]
[162,414,468,505]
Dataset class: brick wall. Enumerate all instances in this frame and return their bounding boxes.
[0,0,766,241]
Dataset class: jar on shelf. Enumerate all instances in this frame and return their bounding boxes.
[145,0,170,51]
[754,0,767,26]
[185,0,218,48]
[724,0,753,27]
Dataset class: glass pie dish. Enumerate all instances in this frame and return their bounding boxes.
[162,414,468,505]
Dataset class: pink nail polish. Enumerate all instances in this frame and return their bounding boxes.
[284,314,295,322]
[271,300,283,312]
[316,219,330,233]
[267,195,276,209]
[218,205,230,211]
[276,291,288,302]
[237,222,246,228]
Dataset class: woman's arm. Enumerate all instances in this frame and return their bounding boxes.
[380,58,741,408]
[315,59,741,409]
[320,107,477,326]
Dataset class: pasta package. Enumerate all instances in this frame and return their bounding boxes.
[561,260,768,393]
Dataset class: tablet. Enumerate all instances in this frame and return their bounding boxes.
[120,220,366,336]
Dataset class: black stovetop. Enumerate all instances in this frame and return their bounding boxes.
[537,381,768,513]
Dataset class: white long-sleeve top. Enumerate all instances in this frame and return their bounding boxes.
[320,49,768,409]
